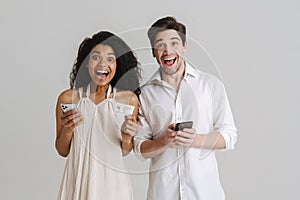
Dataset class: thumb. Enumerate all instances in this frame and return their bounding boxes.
[168,123,175,130]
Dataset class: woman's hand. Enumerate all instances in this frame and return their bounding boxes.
[121,115,137,137]
[60,109,84,136]
[56,107,84,157]
[121,115,137,156]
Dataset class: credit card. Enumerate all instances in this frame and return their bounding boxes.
[114,102,134,115]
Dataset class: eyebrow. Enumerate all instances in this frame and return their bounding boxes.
[90,50,115,56]
[154,37,180,45]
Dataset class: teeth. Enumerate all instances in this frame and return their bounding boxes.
[164,57,175,61]
[96,70,108,74]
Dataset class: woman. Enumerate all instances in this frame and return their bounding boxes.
[55,31,140,199]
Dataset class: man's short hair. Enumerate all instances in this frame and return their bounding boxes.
[147,16,186,56]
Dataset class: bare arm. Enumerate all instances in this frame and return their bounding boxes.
[192,132,226,149]
[121,92,139,156]
[175,128,226,149]
[55,90,83,157]
[140,124,178,159]
[140,128,225,159]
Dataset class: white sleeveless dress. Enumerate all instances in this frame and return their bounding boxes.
[58,85,133,200]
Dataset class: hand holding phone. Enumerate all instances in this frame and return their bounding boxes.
[175,121,193,131]
[174,121,195,147]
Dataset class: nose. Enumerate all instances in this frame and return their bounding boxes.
[164,45,172,55]
[97,59,109,67]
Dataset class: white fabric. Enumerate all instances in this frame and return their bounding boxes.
[58,85,133,200]
[134,63,237,200]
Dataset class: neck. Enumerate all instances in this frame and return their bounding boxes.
[161,62,186,92]
[90,82,110,95]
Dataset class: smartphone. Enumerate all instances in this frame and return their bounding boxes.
[60,103,77,113]
[175,121,193,131]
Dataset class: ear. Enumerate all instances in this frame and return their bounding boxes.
[183,41,188,53]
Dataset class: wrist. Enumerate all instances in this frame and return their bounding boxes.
[192,134,203,148]
[122,134,133,144]
[62,128,74,137]
[156,136,170,148]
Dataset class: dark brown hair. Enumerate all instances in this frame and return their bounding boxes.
[147,16,186,56]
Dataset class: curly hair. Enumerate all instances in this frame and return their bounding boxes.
[69,31,141,92]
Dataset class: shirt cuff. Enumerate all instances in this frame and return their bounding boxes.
[133,137,148,161]
[218,128,237,151]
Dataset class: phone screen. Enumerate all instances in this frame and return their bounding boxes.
[175,121,193,131]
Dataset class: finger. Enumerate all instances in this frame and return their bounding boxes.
[126,115,137,123]
[175,135,194,144]
[64,115,84,127]
[122,129,137,136]
[182,128,196,134]
[71,117,84,128]
[124,119,137,127]
[121,124,136,134]
[62,109,79,117]
[124,115,132,119]
[170,132,177,137]
[171,132,177,137]
[61,111,82,121]
[167,130,176,137]
[175,141,193,147]
[122,122,137,131]
[127,130,137,136]
[122,128,137,135]
[177,131,196,139]
[168,123,176,130]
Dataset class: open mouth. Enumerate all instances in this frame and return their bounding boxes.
[95,70,109,80]
[163,57,177,67]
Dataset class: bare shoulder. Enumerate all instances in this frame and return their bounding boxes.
[57,88,80,104]
[115,90,138,106]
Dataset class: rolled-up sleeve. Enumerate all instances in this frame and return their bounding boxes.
[133,100,153,161]
[212,79,237,150]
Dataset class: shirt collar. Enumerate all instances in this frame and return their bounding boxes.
[148,61,197,84]
[184,62,197,78]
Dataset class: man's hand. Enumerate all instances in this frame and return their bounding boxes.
[157,123,178,148]
[175,128,196,147]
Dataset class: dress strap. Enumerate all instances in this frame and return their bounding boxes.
[86,84,91,98]
[106,84,112,99]
[78,87,83,99]
[112,86,116,100]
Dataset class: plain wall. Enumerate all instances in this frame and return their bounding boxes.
[0,0,299,199]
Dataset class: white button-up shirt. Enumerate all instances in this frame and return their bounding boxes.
[134,63,237,200]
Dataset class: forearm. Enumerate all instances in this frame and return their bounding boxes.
[121,133,133,156]
[140,137,169,159]
[192,132,226,150]
[55,131,73,157]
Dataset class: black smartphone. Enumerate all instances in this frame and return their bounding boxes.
[175,121,193,131]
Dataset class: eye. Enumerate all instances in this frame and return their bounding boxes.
[107,57,115,63]
[172,41,179,46]
[91,55,100,60]
[156,43,165,49]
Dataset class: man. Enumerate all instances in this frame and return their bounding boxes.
[134,16,237,200]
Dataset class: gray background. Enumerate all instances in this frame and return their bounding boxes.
[0,0,299,199]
